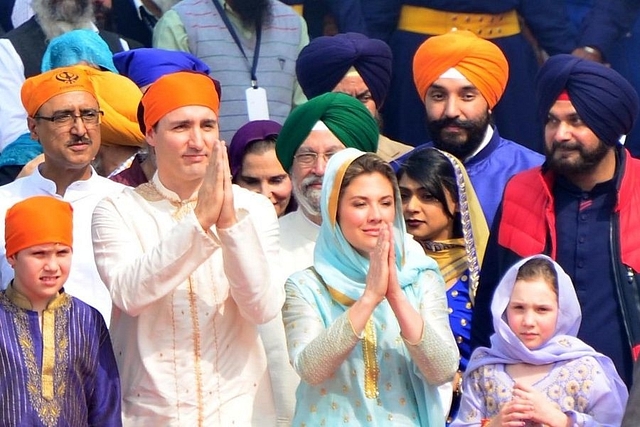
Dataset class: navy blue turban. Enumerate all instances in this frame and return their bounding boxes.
[295,32,392,108]
[536,54,639,146]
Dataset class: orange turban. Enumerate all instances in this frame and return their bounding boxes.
[5,196,73,258]
[413,30,509,108]
[21,66,97,116]
[140,71,221,134]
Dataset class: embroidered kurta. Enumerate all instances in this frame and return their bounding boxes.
[452,357,626,426]
[91,174,283,426]
[0,288,121,426]
[0,166,125,324]
[284,265,458,426]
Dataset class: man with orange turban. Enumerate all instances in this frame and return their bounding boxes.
[375,0,576,153]
[91,70,283,426]
[0,66,124,326]
[392,30,543,228]
[1,195,121,425]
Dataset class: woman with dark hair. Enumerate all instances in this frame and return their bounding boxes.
[283,148,458,426]
[397,147,489,422]
[229,120,296,217]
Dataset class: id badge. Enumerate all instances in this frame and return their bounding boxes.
[246,87,270,120]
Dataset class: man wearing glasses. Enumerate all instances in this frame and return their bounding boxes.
[276,92,380,282]
[0,65,124,325]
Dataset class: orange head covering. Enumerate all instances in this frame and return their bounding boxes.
[83,66,145,147]
[21,66,97,116]
[5,196,73,258]
[139,71,221,134]
[413,30,509,108]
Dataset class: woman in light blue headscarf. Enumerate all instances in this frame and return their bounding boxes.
[282,148,459,426]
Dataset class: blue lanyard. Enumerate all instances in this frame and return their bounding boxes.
[212,0,262,88]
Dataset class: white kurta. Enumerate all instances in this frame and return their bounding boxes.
[91,174,283,426]
[0,166,124,324]
[278,209,319,279]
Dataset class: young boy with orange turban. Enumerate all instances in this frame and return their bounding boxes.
[0,196,121,425]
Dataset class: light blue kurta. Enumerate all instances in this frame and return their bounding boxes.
[284,266,454,426]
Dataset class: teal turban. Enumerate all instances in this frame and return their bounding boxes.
[276,92,379,171]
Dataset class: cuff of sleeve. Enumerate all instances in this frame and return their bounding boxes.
[213,208,250,242]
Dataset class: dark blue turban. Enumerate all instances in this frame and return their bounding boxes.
[113,48,210,89]
[295,32,392,107]
[536,54,639,146]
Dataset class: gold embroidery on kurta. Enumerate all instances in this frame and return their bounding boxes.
[2,290,71,427]
[324,280,379,399]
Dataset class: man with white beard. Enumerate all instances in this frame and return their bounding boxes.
[0,0,134,150]
[153,0,308,142]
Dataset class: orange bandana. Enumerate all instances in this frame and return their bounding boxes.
[5,196,73,257]
[413,30,509,108]
[140,71,221,134]
[21,66,97,116]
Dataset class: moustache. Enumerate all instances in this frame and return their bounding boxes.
[430,117,477,131]
[550,141,583,151]
[67,136,92,146]
[301,176,322,190]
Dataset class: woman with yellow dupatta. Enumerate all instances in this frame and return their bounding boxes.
[396,148,489,423]
[283,148,458,426]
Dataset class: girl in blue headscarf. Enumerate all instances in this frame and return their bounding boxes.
[282,148,459,426]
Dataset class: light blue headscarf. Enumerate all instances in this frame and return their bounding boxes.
[312,148,444,426]
[41,29,118,73]
[313,148,439,300]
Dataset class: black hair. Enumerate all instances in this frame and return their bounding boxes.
[396,148,461,236]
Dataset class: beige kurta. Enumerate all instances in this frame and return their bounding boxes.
[92,174,283,426]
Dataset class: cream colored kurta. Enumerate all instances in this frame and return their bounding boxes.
[91,174,283,426]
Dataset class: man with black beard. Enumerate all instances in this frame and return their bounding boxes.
[472,54,640,389]
[391,31,542,228]
[153,0,308,142]
[0,0,135,152]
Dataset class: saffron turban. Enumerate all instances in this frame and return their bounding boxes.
[229,120,282,179]
[82,66,145,147]
[139,71,221,134]
[41,29,118,73]
[536,54,639,146]
[113,48,211,88]
[276,92,379,171]
[413,30,509,108]
[5,196,73,258]
[21,66,97,117]
[295,32,393,107]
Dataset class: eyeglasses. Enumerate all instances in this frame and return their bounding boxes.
[293,151,339,166]
[34,110,104,127]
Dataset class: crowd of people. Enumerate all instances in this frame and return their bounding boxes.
[0,0,640,426]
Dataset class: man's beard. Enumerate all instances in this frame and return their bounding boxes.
[291,172,322,219]
[228,0,272,27]
[427,111,490,160]
[32,0,94,39]
[92,0,113,31]
[545,139,611,175]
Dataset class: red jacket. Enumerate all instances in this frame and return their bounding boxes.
[498,149,640,272]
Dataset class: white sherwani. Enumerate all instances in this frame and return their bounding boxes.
[91,174,283,426]
[0,165,124,324]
